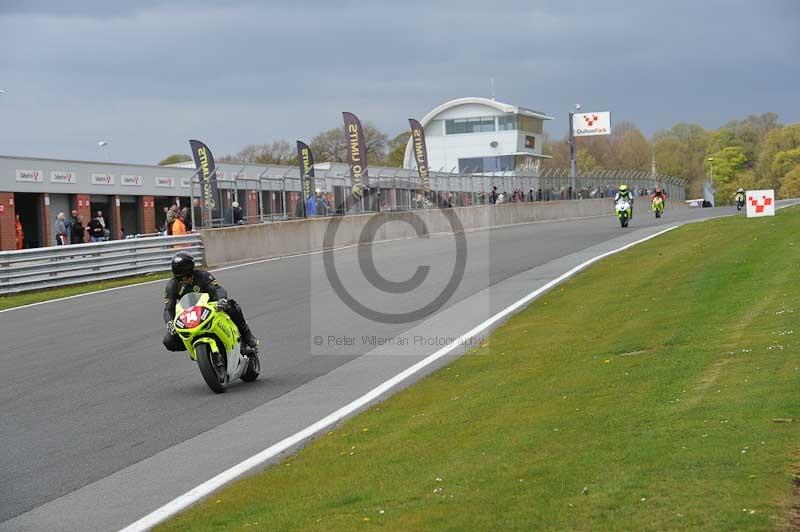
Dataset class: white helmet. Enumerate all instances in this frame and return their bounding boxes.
[232,201,239,208]
[315,188,322,194]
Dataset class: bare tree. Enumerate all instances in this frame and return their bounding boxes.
[220,140,296,165]
[310,122,389,164]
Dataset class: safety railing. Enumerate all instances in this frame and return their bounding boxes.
[0,234,203,295]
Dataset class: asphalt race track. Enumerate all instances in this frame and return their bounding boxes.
[0,205,749,531]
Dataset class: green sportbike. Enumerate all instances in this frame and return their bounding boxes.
[651,196,665,218]
[615,197,632,228]
[173,292,260,393]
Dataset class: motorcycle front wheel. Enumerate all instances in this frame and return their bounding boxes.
[196,343,227,393]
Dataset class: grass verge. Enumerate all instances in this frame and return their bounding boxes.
[0,272,171,311]
[159,208,800,531]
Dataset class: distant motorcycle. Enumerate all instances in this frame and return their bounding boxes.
[615,198,632,228]
[651,196,665,218]
[173,292,260,393]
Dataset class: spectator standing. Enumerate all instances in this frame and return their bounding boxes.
[159,206,169,233]
[317,191,332,216]
[180,205,192,231]
[15,214,24,249]
[55,213,68,245]
[165,205,178,235]
[95,211,109,240]
[232,201,244,224]
[87,214,105,242]
[306,192,317,217]
[172,215,188,236]
[489,186,498,205]
[70,215,85,244]
[65,210,77,242]
[192,198,203,229]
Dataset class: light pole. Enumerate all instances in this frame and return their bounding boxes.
[569,104,580,198]
[98,140,110,162]
[707,157,715,182]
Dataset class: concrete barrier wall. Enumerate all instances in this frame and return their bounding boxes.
[201,198,686,267]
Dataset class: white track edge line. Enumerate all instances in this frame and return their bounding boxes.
[118,224,678,532]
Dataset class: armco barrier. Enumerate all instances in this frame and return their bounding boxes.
[201,198,686,267]
[0,234,204,294]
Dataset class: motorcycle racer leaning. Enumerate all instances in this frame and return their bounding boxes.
[615,185,634,218]
[162,252,259,353]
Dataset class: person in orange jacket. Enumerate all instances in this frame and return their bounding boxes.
[15,214,24,249]
[171,215,188,236]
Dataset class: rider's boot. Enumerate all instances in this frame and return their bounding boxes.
[240,325,259,351]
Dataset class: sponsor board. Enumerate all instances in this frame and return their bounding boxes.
[50,170,76,184]
[121,174,143,186]
[573,111,611,137]
[155,176,176,188]
[91,173,115,185]
[180,177,191,188]
[409,119,430,194]
[16,169,43,183]
[746,189,775,218]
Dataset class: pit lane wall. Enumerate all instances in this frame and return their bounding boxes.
[201,198,685,267]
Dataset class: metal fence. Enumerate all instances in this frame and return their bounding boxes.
[189,163,687,227]
[0,234,203,295]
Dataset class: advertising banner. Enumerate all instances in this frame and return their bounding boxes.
[408,119,431,195]
[16,170,43,183]
[297,140,316,216]
[572,111,611,136]
[120,174,142,186]
[155,176,176,188]
[189,139,219,213]
[91,173,115,185]
[50,171,76,184]
[342,112,369,201]
[746,189,775,218]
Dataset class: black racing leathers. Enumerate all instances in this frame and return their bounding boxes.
[162,271,250,352]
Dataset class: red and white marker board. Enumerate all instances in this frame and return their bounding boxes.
[746,189,775,218]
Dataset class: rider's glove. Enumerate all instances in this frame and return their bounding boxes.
[216,298,229,313]
[167,320,176,335]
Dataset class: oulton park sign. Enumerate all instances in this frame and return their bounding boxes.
[573,111,611,137]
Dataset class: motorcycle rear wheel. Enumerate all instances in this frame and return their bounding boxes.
[196,343,227,393]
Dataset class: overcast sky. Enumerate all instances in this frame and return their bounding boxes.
[1,0,798,164]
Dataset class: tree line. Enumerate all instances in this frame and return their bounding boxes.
[159,112,800,203]
[158,124,410,170]
[544,113,799,202]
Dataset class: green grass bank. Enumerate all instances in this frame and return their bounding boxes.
[160,208,800,531]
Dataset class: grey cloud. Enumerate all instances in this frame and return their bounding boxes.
[0,0,798,163]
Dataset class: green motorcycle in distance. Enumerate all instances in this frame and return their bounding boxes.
[173,292,261,393]
[615,198,632,228]
[652,196,665,218]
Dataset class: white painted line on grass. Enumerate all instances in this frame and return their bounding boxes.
[118,225,678,532]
